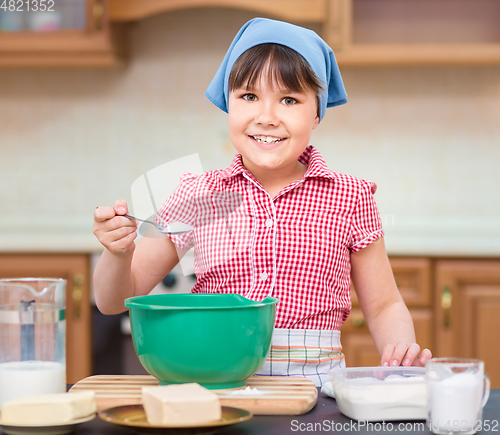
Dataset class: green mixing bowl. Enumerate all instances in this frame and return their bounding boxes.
[124,293,279,389]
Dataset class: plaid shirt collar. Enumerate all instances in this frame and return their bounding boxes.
[219,145,337,182]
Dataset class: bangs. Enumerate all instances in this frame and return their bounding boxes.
[229,44,324,96]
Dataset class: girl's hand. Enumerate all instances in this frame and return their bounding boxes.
[380,342,432,368]
[93,199,138,256]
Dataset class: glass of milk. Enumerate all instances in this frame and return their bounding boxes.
[426,358,490,435]
[0,278,66,409]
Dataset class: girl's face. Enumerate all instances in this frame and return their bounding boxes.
[227,73,319,180]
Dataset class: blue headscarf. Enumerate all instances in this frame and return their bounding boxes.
[206,17,347,122]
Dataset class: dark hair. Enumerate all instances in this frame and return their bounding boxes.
[228,43,324,114]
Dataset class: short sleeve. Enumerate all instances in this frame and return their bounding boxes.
[154,172,200,251]
[349,180,384,252]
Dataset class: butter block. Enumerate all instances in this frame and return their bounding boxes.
[1,391,96,425]
[142,383,221,425]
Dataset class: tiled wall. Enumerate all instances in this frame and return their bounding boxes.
[1,8,499,253]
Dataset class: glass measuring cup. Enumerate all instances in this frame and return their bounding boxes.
[0,278,66,409]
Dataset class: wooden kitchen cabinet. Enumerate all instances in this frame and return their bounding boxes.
[434,260,500,388]
[108,0,500,66]
[350,258,432,307]
[342,258,433,367]
[7,0,496,67]
[342,308,432,367]
[334,0,500,65]
[0,0,127,68]
[342,258,500,389]
[0,254,92,384]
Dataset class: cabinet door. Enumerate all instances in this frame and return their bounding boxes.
[351,258,432,307]
[0,254,92,383]
[344,257,432,366]
[434,260,500,388]
[341,308,432,367]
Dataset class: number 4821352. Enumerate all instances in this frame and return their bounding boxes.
[1,0,55,12]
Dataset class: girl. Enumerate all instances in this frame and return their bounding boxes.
[93,18,431,387]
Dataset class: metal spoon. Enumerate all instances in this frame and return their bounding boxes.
[123,214,194,235]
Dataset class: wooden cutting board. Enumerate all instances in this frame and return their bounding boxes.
[69,375,317,415]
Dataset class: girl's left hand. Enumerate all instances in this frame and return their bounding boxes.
[380,342,432,367]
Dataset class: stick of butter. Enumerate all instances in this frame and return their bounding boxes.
[1,391,96,425]
[142,383,221,425]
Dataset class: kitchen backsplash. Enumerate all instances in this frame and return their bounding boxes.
[0,8,499,255]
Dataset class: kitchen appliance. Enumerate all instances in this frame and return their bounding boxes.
[0,278,66,408]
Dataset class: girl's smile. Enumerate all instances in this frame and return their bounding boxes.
[250,135,286,151]
[227,75,319,188]
[251,135,285,145]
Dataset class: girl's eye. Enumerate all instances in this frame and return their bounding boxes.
[282,97,297,106]
[242,94,257,102]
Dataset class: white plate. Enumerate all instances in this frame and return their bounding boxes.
[0,414,95,435]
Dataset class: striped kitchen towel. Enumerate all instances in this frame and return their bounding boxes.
[255,328,345,387]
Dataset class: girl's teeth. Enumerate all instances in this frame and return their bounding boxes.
[253,135,282,144]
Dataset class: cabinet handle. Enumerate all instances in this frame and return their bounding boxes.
[441,285,452,328]
[93,0,104,32]
[72,274,84,320]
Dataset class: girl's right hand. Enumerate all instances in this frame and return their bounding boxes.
[93,199,138,256]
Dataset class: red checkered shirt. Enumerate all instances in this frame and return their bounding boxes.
[156,146,384,330]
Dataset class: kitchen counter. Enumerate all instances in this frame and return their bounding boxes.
[66,389,500,434]
[1,215,500,256]
[0,216,102,253]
